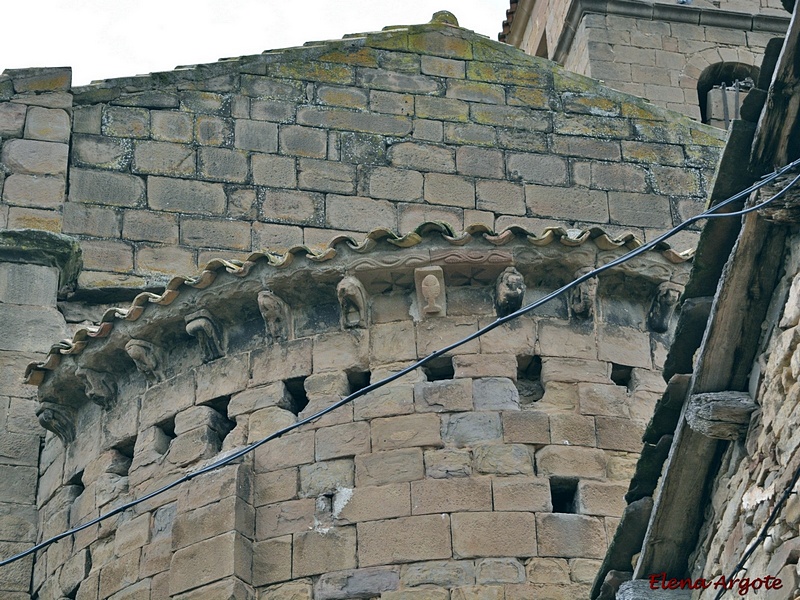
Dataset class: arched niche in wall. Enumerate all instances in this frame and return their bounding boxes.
[697,61,760,125]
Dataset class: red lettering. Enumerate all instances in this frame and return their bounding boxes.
[774,578,782,589]
[648,573,664,590]
[667,579,679,590]
[714,575,728,589]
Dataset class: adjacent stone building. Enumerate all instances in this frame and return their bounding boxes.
[0,10,731,600]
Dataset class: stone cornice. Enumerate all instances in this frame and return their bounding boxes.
[552,0,790,64]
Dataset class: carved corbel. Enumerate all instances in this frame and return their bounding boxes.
[125,339,166,384]
[686,391,757,440]
[570,267,597,320]
[414,266,446,319]
[495,267,526,318]
[185,309,223,363]
[337,275,368,329]
[36,402,76,444]
[258,290,291,343]
[75,367,117,409]
[647,282,683,333]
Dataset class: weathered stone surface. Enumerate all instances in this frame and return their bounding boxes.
[535,446,607,479]
[169,532,252,595]
[24,107,70,142]
[334,482,410,524]
[442,412,502,447]
[414,379,473,412]
[536,514,607,558]
[473,444,533,475]
[299,459,354,497]
[0,103,26,137]
[293,527,357,577]
[452,512,537,558]
[315,566,400,600]
[358,515,452,567]
[355,448,424,487]
[411,477,492,514]
[401,560,476,587]
[472,378,520,411]
[371,413,443,451]
[148,176,226,214]
[2,139,67,175]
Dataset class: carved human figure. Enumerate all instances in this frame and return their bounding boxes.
[75,367,117,409]
[648,282,684,333]
[495,267,526,317]
[421,274,443,314]
[36,402,75,444]
[258,290,290,343]
[125,339,165,384]
[570,267,598,320]
[337,276,368,328]
[185,309,223,363]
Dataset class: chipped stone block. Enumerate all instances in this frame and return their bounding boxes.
[333,482,410,524]
[315,422,370,460]
[473,444,533,475]
[299,459,354,497]
[424,448,472,478]
[442,412,502,448]
[2,139,67,175]
[576,481,627,517]
[472,377,520,411]
[315,566,400,600]
[414,378,473,413]
[293,526,357,577]
[371,413,443,451]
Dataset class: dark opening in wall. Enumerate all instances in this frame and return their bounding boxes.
[113,437,136,460]
[284,376,310,416]
[204,396,237,442]
[67,470,85,494]
[517,355,544,403]
[610,363,633,388]
[347,370,371,395]
[550,477,578,513]
[423,357,455,381]
[157,416,177,442]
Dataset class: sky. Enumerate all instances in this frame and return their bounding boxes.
[1,1,511,86]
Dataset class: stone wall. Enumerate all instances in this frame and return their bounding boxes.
[0,15,723,295]
[25,231,692,599]
[687,233,800,596]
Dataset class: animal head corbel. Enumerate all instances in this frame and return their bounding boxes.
[495,267,526,318]
[185,309,224,363]
[36,402,76,444]
[75,367,117,409]
[258,290,291,343]
[648,282,684,333]
[125,339,166,384]
[570,267,598,320]
[337,275,368,329]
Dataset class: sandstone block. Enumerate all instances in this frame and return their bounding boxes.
[476,317,537,355]
[411,477,492,514]
[253,535,292,586]
[424,172,475,207]
[255,468,298,507]
[234,119,278,152]
[413,118,444,142]
[472,105,550,133]
[195,115,232,146]
[475,558,525,584]
[506,153,568,186]
[63,202,120,238]
[23,107,70,142]
[578,383,630,418]
[398,203,464,233]
[298,158,355,194]
[69,166,144,208]
[0,103,26,137]
[452,354,516,380]
[577,481,627,517]
[415,96,468,122]
[597,326,652,369]
[147,176,226,214]
[493,477,552,512]
[525,557,569,584]
[252,222,303,249]
[312,330,368,372]
[166,425,222,467]
[262,189,323,225]
[0,263,58,306]
[401,560,475,587]
[303,372,350,400]
[123,210,179,244]
[382,590,448,600]
[197,147,248,183]
[476,181,525,215]
[2,139,67,175]
[132,140,195,176]
[535,446,607,479]
[180,217,251,250]
[317,86,369,110]
[569,558,602,584]
[194,353,249,404]
[259,580,314,600]
[248,407,296,442]
[299,459,354,497]
[0,304,68,353]
[315,566,400,600]
[297,105,413,136]
[334,482,410,524]
[414,378,473,413]
[315,422,370,460]
[370,91,414,116]
[422,55,466,78]
[355,448,424,487]
[535,514,606,558]
[103,106,150,138]
[151,110,193,142]
[472,377,520,411]
[549,414,597,446]
[98,548,141,598]
[371,413,442,451]
[552,135,621,160]
[169,532,252,595]
[254,431,315,473]
[357,69,440,95]
[540,358,609,385]
[416,317,480,356]
[280,126,327,158]
[473,444,533,475]
[250,339,312,386]
[293,526,357,577]
[256,498,316,539]
[452,512,537,558]
[502,411,549,444]
[357,514,452,567]
[369,321,417,363]
[446,80,505,104]
[451,585,504,600]
[595,417,644,452]
[608,191,672,228]
[424,448,472,478]
[368,166,423,201]
[135,244,195,276]
[442,412,502,447]
[173,494,253,550]
[326,194,396,232]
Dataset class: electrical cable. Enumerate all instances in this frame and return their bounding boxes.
[3,157,800,569]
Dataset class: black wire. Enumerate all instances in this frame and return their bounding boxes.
[3,158,800,569]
